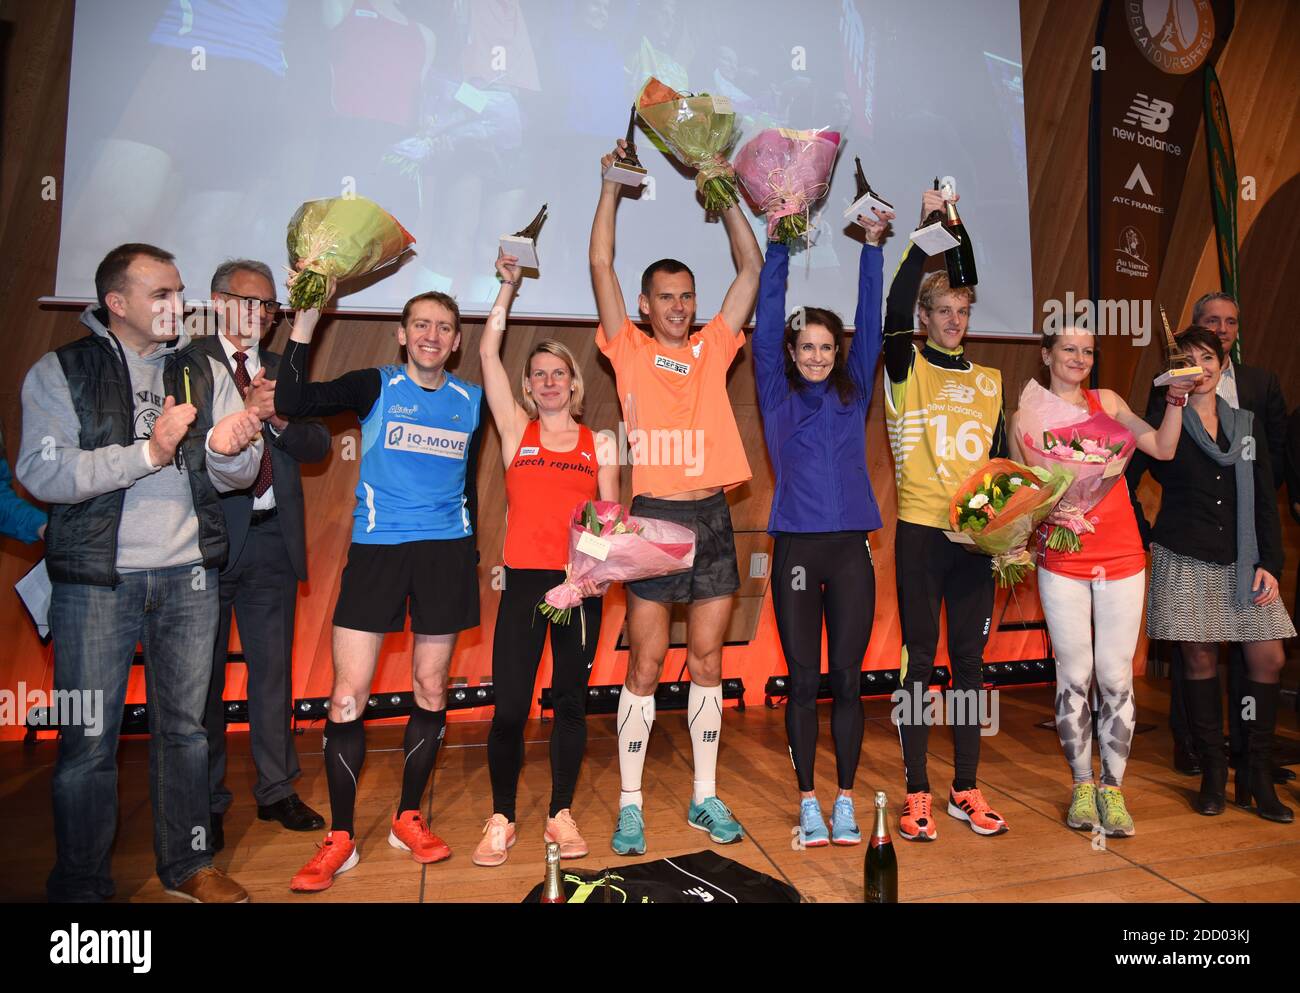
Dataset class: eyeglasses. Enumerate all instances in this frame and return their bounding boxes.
[218,292,281,315]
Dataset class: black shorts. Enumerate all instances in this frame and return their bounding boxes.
[627,492,740,604]
[333,537,480,635]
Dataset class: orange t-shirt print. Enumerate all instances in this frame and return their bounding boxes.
[596,315,752,498]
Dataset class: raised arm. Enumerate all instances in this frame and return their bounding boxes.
[480,251,531,466]
[1101,381,1192,460]
[883,190,946,392]
[753,241,790,412]
[717,201,763,336]
[591,140,632,340]
[847,209,892,399]
[277,306,382,420]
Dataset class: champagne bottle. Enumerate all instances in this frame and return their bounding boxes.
[541,841,566,903]
[942,194,978,288]
[864,790,898,903]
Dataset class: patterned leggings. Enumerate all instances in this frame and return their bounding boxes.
[1037,568,1145,787]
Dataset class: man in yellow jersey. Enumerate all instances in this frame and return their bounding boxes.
[883,190,1009,842]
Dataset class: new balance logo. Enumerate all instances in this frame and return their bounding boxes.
[626,741,642,753]
[683,886,715,902]
[701,730,718,743]
[1123,94,1173,134]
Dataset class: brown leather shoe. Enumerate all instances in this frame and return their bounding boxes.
[164,866,249,903]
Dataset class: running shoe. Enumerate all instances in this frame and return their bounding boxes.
[947,786,1009,836]
[687,796,744,844]
[290,831,359,893]
[388,810,451,863]
[831,796,861,846]
[1097,786,1135,837]
[1066,783,1099,831]
[898,791,937,842]
[472,813,517,867]
[611,804,646,856]
[544,809,589,859]
[797,798,830,848]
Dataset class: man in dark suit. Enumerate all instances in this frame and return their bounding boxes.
[199,260,332,849]
[1136,292,1291,780]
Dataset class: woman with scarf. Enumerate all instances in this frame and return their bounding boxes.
[1133,326,1295,823]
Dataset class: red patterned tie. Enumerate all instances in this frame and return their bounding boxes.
[232,350,275,498]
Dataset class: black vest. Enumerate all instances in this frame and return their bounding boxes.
[46,330,229,586]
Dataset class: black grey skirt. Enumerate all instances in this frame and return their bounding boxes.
[1146,543,1296,642]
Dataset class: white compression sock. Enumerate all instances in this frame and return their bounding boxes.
[616,687,656,809]
[688,682,724,805]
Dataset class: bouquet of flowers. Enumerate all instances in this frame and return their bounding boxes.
[949,458,1073,586]
[1015,381,1137,553]
[635,77,742,211]
[734,127,841,244]
[286,197,415,309]
[539,500,696,644]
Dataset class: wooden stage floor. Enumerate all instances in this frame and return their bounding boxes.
[3,672,1298,903]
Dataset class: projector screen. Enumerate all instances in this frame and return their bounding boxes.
[56,0,1033,333]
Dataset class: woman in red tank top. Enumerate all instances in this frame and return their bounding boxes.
[1009,323,1192,839]
[472,251,619,868]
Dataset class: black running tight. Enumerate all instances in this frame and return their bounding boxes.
[487,567,601,822]
[771,532,875,793]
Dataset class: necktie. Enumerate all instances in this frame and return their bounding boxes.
[232,350,275,498]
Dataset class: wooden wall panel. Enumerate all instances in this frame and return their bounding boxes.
[0,0,1296,739]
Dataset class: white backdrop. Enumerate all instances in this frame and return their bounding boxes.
[56,0,1033,332]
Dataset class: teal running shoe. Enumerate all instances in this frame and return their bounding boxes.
[611,804,646,855]
[687,796,744,844]
[797,798,830,848]
[831,796,861,846]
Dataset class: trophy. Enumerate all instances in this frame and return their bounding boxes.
[500,203,548,270]
[603,105,650,187]
[1152,304,1203,387]
[908,176,960,256]
[843,157,895,225]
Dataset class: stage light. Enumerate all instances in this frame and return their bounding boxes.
[540,679,746,716]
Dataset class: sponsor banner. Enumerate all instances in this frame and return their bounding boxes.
[1088,0,1234,312]
[1204,64,1242,362]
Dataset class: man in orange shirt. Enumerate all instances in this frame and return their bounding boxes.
[590,137,762,855]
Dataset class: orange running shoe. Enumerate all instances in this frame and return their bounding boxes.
[947,787,1009,836]
[898,791,937,842]
[544,809,590,858]
[389,810,452,863]
[290,831,359,892]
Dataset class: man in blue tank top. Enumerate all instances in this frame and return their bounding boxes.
[276,289,482,893]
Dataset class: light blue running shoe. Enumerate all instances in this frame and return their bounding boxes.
[687,796,744,844]
[831,795,861,846]
[611,804,646,856]
[798,798,830,848]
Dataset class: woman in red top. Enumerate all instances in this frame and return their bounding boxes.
[1009,323,1192,838]
[473,252,619,867]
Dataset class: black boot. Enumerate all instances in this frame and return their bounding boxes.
[1184,675,1228,815]
[1173,737,1201,776]
[1234,680,1294,824]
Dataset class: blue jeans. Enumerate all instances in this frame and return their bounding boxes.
[47,566,218,901]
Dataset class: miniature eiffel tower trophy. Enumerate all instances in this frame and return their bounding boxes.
[500,203,548,271]
[843,157,895,226]
[1152,304,1203,387]
[604,105,650,188]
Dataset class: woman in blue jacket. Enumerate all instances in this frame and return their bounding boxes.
[755,208,893,846]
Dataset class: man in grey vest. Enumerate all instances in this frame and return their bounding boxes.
[195,259,330,849]
[18,243,263,902]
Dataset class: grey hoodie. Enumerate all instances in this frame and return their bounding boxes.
[17,306,262,572]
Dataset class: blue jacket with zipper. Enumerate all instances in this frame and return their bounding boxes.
[754,241,884,535]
